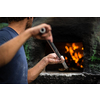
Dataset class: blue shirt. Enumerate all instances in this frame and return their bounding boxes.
[0,27,28,84]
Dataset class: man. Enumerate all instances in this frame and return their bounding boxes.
[0,17,64,84]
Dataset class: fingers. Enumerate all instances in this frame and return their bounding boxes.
[31,23,53,42]
[40,31,53,42]
[40,23,51,31]
[49,53,58,59]
[47,53,65,64]
[40,24,53,42]
[44,24,52,32]
[38,23,51,33]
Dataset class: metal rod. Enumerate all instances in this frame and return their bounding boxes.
[40,28,68,69]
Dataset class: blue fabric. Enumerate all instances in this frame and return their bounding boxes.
[0,27,28,84]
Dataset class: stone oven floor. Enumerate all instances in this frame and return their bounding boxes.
[40,72,85,77]
[31,72,100,84]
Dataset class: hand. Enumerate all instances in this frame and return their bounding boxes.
[43,53,65,65]
[29,23,53,42]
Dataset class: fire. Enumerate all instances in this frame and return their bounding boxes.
[65,42,84,68]
[65,57,68,60]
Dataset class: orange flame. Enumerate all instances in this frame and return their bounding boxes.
[65,43,83,68]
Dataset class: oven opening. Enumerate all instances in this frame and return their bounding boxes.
[45,42,84,72]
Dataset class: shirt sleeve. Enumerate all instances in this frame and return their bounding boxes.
[0,30,12,46]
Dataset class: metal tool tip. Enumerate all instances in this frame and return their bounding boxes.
[62,61,68,69]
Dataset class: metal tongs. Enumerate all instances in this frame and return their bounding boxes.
[40,28,68,69]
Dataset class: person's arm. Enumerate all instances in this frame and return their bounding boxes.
[0,23,52,67]
[0,29,31,67]
[27,53,64,83]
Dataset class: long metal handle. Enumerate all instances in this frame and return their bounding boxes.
[47,40,61,59]
[47,40,68,69]
[40,28,68,69]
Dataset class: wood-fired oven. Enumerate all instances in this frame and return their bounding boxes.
[25,17,100,84]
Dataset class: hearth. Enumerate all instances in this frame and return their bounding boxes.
[45,42,84,72]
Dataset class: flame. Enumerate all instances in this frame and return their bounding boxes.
[80,65,83,68]
[72,43,79,50]
[82,47,84,50]
[65,43,83,68]
[65,57,68,60]
[65,46,69,53]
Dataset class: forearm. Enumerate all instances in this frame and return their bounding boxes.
[0,29,32,67]
[27,53,65,83]
[0,23,52,67]
[27,57,48,83]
